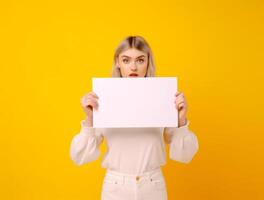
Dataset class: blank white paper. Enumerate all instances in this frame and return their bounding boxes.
[92,77,178,128]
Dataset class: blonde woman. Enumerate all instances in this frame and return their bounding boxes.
[70,36,199,200]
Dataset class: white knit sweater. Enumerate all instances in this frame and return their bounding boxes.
[70,119,199,174]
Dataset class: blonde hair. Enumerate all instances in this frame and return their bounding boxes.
[112,36,156,77]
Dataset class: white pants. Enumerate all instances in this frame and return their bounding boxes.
[101,167,168,200]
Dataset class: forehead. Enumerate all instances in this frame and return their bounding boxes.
[119,48,147,58]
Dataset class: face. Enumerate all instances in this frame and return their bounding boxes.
[117,48,148,77]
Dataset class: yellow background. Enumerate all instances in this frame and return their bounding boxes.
[1,0,263,199]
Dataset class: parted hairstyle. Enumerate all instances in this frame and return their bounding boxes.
[112,36,156,77]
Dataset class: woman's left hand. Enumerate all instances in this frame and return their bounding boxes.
[174,91,188,127]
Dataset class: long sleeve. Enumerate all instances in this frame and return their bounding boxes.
[70,120,104,166]
[163,119,199,163]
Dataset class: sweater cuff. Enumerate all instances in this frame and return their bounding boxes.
[166,119,190,142]
[80,120,96,135]
[171,119,191,139]
[165,119,190,136]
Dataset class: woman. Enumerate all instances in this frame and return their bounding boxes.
[70,36,199,200]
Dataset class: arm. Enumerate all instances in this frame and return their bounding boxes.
[70,119,104,166]
[163,119,199,163]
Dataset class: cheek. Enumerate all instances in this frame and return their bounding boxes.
[119,64,127,70]
[139,64,148,76]
[120,65,130,74]
[140,62,148,70]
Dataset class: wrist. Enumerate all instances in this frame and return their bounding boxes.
[179,118,187,127]
[84,116,93,127]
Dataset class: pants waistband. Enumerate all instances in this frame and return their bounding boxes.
[105,167,162,182]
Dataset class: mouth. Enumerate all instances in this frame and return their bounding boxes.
[129,73,138,77]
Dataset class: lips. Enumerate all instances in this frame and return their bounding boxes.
[129,73,138,77]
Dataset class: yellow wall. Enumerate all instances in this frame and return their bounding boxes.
[1,0,263,199]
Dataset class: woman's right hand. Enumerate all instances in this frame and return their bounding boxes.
[80,92,99,126]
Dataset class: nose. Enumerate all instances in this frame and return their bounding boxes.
[130,62,137,71]
[130,65,137,71]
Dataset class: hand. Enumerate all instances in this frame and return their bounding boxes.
[174,91,188,127]
[80,92,99,126]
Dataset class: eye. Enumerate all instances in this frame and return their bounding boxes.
[122,59,129,64]
[137,59,145,63]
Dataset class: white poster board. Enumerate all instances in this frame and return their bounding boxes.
[92,77,178,128]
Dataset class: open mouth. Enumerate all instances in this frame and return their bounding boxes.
[129,73,138,77]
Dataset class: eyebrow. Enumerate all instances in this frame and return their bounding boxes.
[121,55,146,58]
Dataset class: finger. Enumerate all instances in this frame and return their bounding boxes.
[86,95,99,101]
[86,93,99,100]
[175,100,184,105]
[90,92,99,99]
[80,96,89,105]
[80,96,99,110]
[175,100,185,107]
[84,99,99,109]
[87,102,98,110]
[89,99,99,108]
[85,95,99,105]
[178,102,185,109]
[175,95,185,103]
[175,91,181,96]
[175,94,184,102]
[174,100,186,106]
[179,93,185,99]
